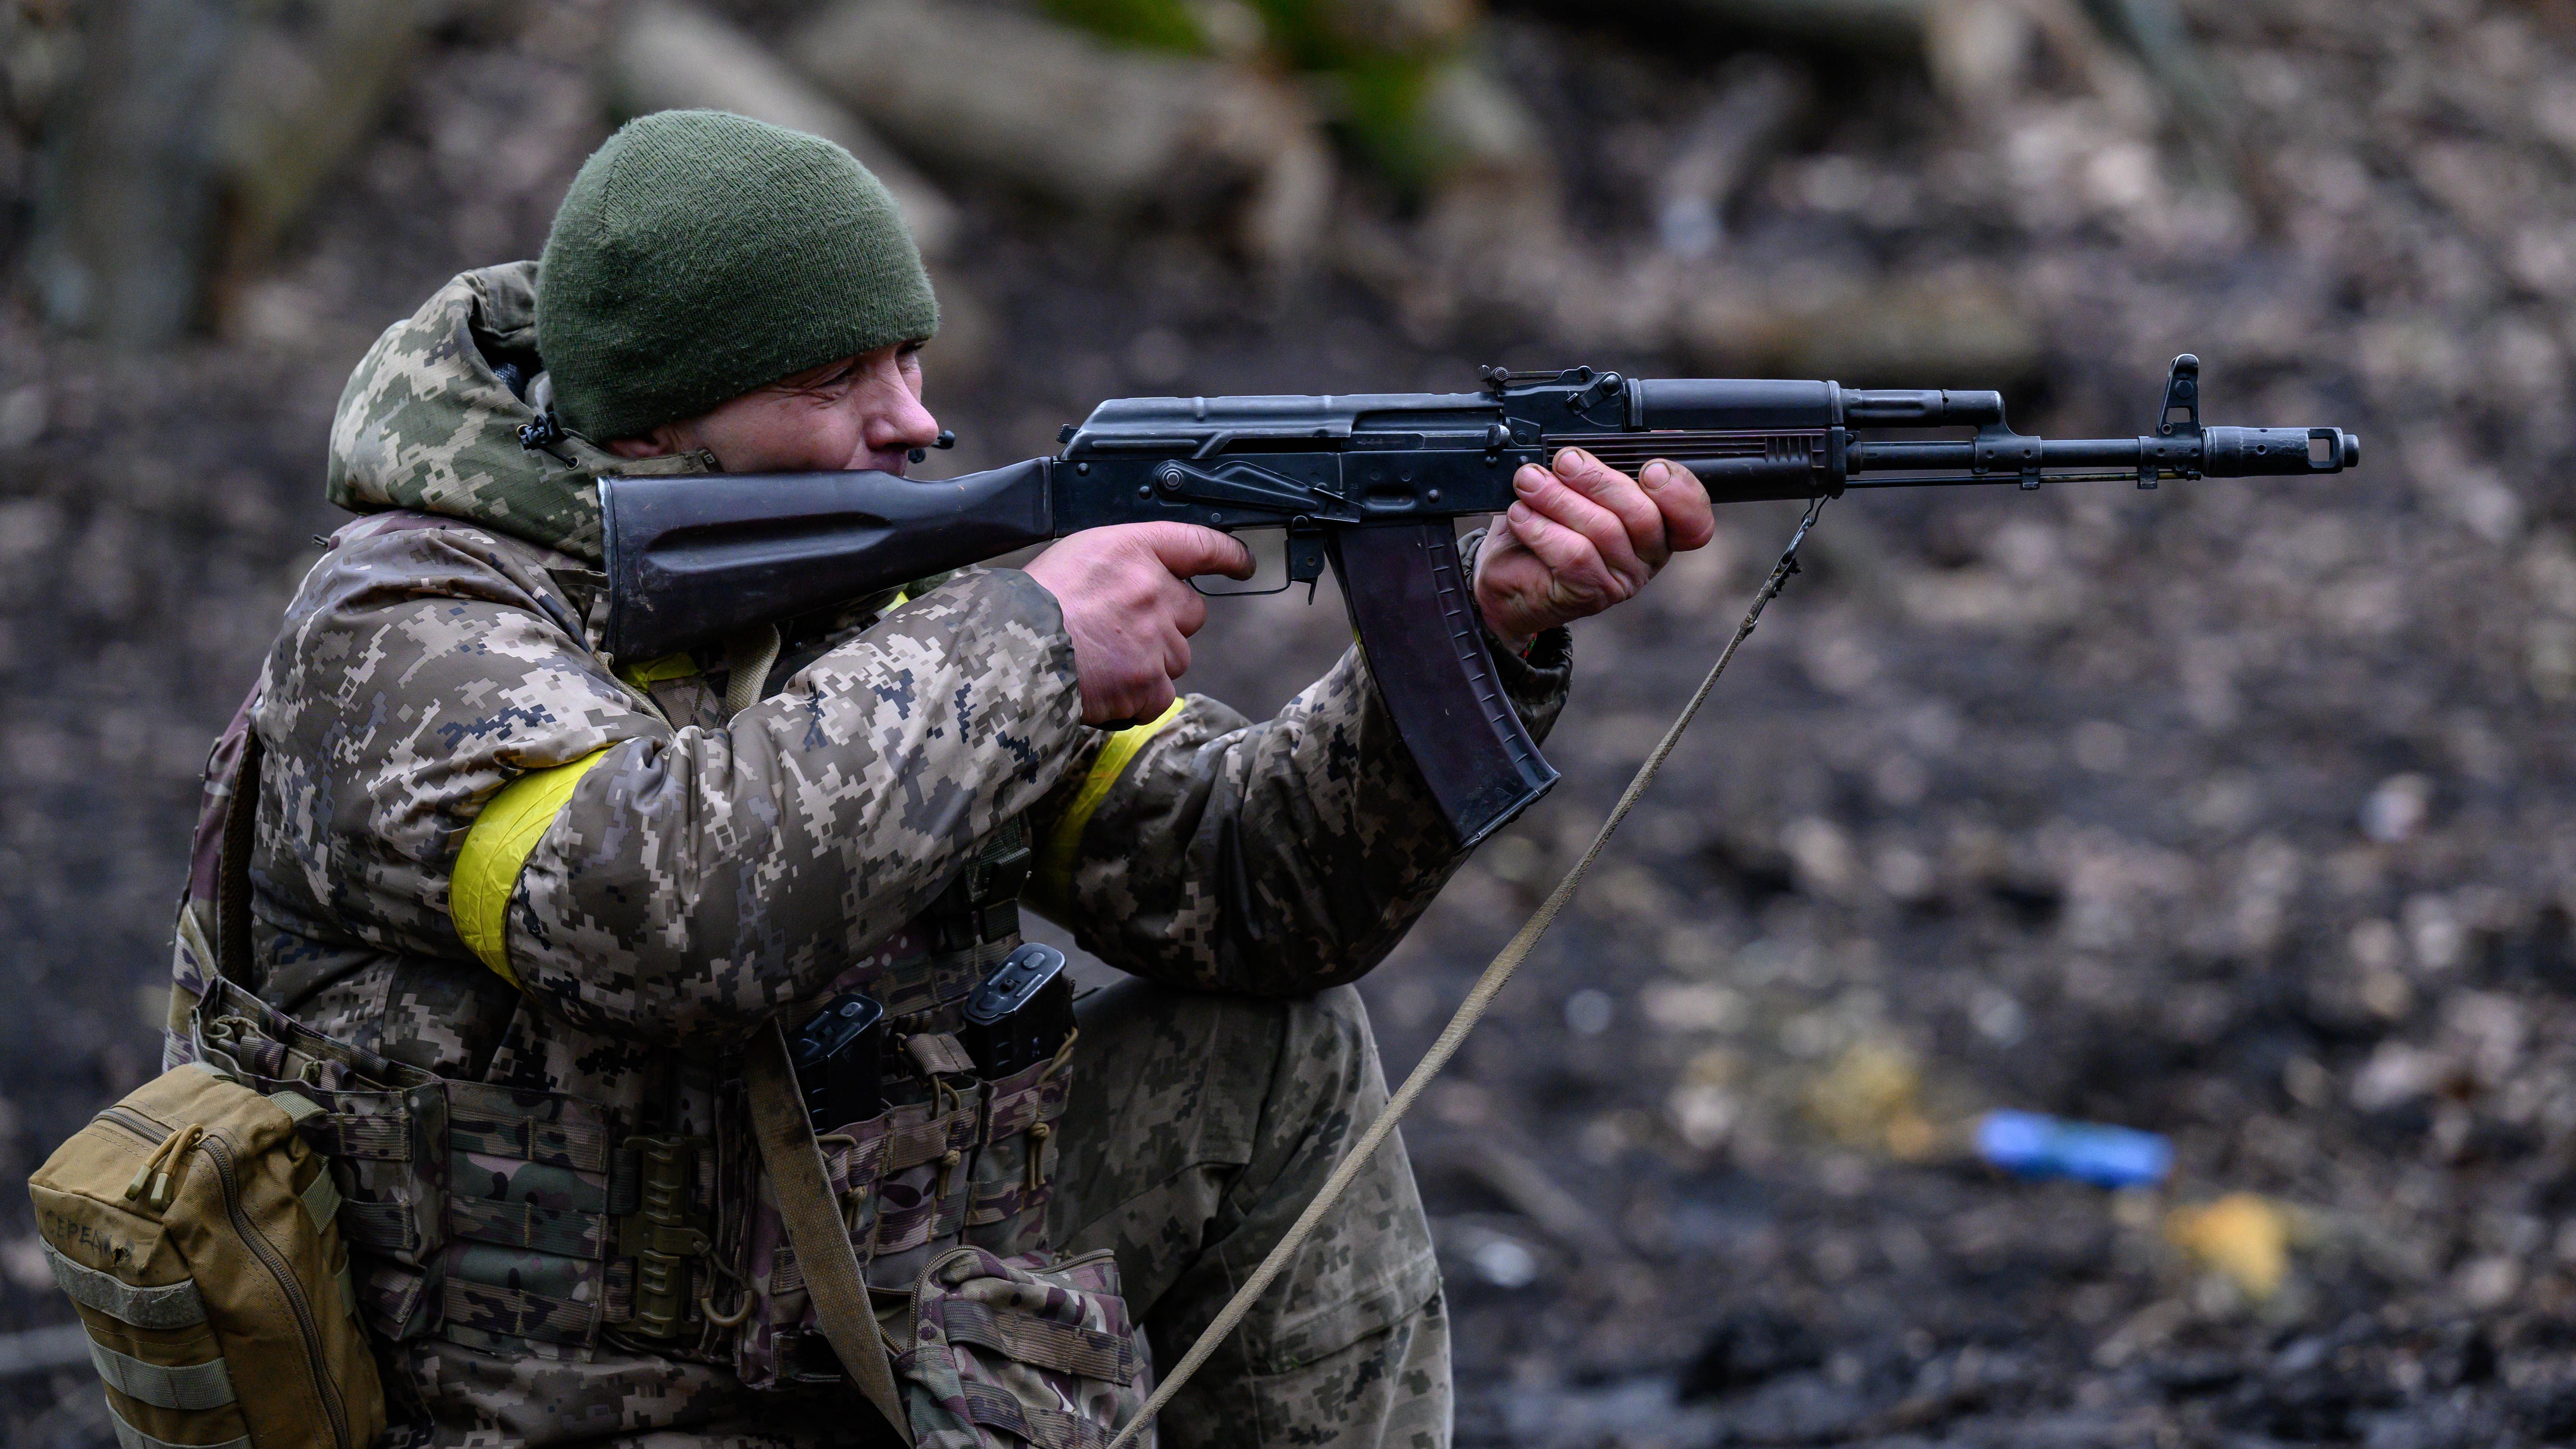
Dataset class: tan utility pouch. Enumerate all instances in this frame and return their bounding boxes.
[28,1058,388,1449]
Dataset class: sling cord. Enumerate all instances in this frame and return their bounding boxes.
[1102,495,1830,1449]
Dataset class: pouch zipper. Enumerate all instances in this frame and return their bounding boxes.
[96,1105,354,1449]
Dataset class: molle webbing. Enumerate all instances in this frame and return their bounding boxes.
[939,1299,1137,1384]
[177,985,655,1351]
[437,1082,646,1347]
[957,1381,1104,1449]
[735,1021,1078,1406]
[88,1339,239,1411]
[183,931,1064,1359]
[446,1198,614,1259]
[439,1259,637,1345]
[447,1086,613,1168]
[763,1049,1071,1292]
[30,1044,391,1449]
[293,1113,405,1167]
[106,1402,251,1449]
[41,1243,207,1329]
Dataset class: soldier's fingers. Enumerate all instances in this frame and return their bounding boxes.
[1518,461,1647,584]
[1552,448,1671,566]
[1168,574,1211,638]
[1097,679,1169,726]
[1164,627,1194,683]
[1115,675,1177,726]
[1139,522,1256,581]
[1641,460,1717,552]
[1481,496,1537,561]
[1505,501,1614,600]
[1083,674,1129,728]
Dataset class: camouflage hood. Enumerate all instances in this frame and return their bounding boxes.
[327,261,709,562]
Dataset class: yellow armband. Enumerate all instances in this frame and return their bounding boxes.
[451,748,615,988]
[1032,698,1186,910]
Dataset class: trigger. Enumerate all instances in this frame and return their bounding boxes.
[1286,536,1326,581]
[1285,520,1327,590]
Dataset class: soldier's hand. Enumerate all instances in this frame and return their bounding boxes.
[1025,523,1255,726]
[1472,448,1716,651]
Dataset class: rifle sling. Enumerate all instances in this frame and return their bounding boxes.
[1100,497,1830,1449]
[746,1018,915,1444]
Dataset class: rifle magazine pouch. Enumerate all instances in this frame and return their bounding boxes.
[961,1053,1071,1260]
[902,1246,1153,1449]
[27,1059,388,1449]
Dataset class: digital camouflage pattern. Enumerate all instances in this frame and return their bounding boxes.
[1029,587,1569,993]
[1052,981,1449,1449]
[326,261,618,561]
[208,264,1570,1446]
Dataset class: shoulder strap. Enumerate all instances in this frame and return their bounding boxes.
[216,731,263,989]
[746,1019,914,1443]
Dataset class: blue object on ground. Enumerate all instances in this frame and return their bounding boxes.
[1975,1110,2172,1188]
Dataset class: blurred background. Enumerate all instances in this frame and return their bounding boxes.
[3,0,2574,1443]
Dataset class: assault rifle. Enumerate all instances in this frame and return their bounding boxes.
[596,354,2358,847]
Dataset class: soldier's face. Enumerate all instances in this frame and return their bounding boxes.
[609,340,940,474]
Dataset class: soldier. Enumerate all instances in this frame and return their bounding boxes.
[192,110,1713,1448]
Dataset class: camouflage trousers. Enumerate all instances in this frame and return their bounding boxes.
[393,983,1447,1449]
[1048,981,1450,1449]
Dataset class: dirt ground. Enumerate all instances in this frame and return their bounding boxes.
[6,0,2576,1445]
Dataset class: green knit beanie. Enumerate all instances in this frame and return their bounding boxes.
[536,110,938,441]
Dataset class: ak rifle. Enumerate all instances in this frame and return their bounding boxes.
[594,354,2360,847]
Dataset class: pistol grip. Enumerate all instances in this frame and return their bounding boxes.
[1328,522,1559,848]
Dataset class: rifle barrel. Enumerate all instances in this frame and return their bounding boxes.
[1850,427,2358,481]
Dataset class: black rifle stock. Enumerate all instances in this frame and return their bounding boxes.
[599,354,2359,847]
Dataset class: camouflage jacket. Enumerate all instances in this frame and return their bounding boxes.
[174,264,1570,1431]
[222,256,1574,1075]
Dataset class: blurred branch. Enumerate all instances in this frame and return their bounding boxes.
[788,0,1335,269]
[207,0,419,301]
[1542,0,2248,201]
[1680,268,2044,383]
[27,0,418,345]
[1410,1118,1641,1267]
[1656,55,1810,258]
[26,0,234,344]
[604,0,958,259]
[2075,0,2246,193]
[1530,0,1932,53]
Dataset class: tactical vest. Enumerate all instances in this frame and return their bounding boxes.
[169,705,1073,1371]
[144,522,1149,1444]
